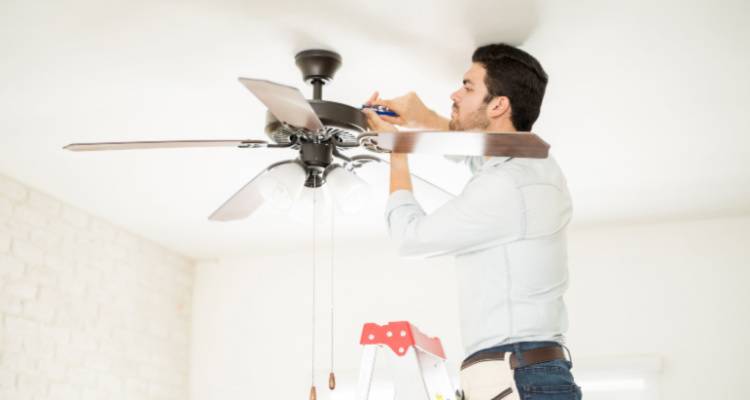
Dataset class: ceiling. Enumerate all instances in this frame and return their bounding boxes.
[1,0,748,259]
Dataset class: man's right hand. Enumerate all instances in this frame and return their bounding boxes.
[366,92,450,130]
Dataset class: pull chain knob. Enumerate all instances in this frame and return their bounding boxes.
[309,385,317,400]
[328,372,336,390]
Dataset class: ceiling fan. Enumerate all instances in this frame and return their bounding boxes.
[64,49,550,221]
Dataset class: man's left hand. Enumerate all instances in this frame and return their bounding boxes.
[363,108,397,132]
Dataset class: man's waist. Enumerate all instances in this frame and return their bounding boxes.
[462,329,567,358]
[461,341,568,370]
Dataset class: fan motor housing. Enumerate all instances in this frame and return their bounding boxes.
[264,100,367,146]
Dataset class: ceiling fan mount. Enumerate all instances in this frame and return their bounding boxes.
[265,49,366,150]
[295,49,342,86]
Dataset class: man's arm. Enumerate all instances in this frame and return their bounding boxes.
[389,153,413,194]
[421,110,450,131]
[362,109,415,194]
[386,171,525,258]
[365,93,521,258]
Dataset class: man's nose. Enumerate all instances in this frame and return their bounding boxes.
[450,90,461,103]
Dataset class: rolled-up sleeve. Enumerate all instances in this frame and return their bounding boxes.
[384,171,524,258]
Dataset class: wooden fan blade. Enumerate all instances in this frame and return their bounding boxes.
[63,139,267,152]
[374,131,550,158]
[238,78,324,132]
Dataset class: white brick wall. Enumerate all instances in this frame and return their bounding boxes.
[0,173,193,400]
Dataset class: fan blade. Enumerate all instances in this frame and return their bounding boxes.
[63,139,267,152]
[208,160,299,221]
[208,170,267,222]
[410,172,455,200]
[373,131,549,158]
[352,155,456,201]
[238,78,324,132]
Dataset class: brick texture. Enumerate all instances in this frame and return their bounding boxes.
[0,174,193,400]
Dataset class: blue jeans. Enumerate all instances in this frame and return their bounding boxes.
[468,341,582,400]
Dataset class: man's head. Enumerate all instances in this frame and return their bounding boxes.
[449,43,548,132]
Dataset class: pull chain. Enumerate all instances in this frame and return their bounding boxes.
[310,177,317,400]
[328,199,336,391]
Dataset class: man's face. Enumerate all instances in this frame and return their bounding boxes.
[449,63,491,131]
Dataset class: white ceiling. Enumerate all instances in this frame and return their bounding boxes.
[1,0,748,259]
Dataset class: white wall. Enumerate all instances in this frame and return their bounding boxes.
[190,232,462,400]
[565,215,750,399]
[0,173,194,400]
[190,214,750,400]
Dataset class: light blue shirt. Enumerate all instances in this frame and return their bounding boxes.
[385,156,573,356]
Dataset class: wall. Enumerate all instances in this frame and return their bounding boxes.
[190,214,750,400]
[565,215,750,399]
[190,232,461,400]
[0,173,194,400]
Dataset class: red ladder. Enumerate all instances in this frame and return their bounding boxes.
[356,321,456,400]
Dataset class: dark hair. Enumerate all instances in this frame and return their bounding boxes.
[472,43,548,131]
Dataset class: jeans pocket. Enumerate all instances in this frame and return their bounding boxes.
[521,384,581,400]
[516,360,582,400]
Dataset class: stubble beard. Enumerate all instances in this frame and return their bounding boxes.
[449,104,490,131]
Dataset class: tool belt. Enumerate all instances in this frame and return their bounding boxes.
[458,345,567,400]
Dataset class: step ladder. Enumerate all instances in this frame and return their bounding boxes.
[356,321,456,400]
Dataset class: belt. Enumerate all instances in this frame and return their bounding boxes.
[461,346,567,370]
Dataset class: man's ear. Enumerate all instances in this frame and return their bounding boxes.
[487,96,511,119]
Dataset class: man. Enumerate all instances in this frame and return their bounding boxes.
[363,43,581,400]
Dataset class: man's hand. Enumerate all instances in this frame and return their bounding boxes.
[362,108,397,132]
[366,92,450,130]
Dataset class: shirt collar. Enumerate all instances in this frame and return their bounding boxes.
[444,155,513,174]
[481,156,513,170]
[470,156,513,174]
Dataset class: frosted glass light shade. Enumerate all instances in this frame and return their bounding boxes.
[326,166,370,214]
[258,163,306,211]
[288,186,331,223]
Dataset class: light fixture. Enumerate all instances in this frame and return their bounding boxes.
[289,186,331,223]
[258,162,306,211]
[325,165,370,214]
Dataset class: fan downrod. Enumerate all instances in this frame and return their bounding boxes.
[295,49,342,100]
